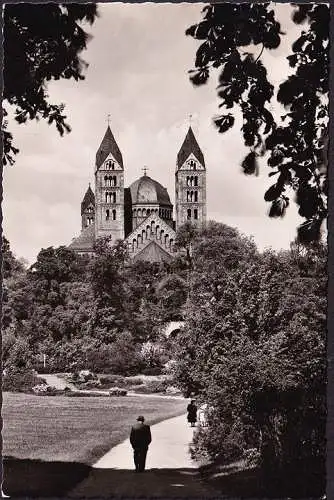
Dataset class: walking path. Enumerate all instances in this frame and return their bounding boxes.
[39,374,77,391]
[69,415,217,498]
[94,414,196,470]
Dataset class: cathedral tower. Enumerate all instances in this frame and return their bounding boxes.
[95,125,125,241]
[81,184,95,230]
[175,127,206,230]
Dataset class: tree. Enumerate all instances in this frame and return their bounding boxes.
[89,238,128,336]
[1,236,25,279]
[187,4,329,242]
[30,246,88,284]
[156,274,187,321]
[3,3,98,165]
[175,222,198,268]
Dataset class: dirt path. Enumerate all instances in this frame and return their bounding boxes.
[69,415,217,498]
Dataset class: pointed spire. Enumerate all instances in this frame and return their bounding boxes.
[81,184,95,215]
[96,125,123,169]
[177,126,205,170]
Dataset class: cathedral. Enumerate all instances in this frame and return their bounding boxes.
[69,124,207,263]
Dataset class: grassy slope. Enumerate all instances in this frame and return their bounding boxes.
[2,392,186,465]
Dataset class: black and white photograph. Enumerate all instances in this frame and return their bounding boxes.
[1,2,328,498]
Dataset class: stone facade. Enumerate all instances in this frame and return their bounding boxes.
[69,124,207,263]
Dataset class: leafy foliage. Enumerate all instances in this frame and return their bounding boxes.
[3,3,98,165]
[172,222,326,491]
[2,236,188,375]
[187,4,329,242]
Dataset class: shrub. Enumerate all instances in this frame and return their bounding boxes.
[65,391,108,398]
[31,384,62,396]
[133,379,169,394]
[77,380,102,389]
[98,375,126,388]
[3,368,44,393]
[109,387,127,396]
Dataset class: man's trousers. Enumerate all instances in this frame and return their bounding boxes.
[133,446,148,472]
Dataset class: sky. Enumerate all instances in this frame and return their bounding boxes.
[3,2,304,264]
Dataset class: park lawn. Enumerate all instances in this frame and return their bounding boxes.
[2,392,186,465]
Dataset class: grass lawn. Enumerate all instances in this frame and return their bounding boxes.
[2,392,186,465]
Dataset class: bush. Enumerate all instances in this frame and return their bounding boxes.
[109,387,127,396]
[77,380,102,389]
[31,384,63,396]
[133,379,169,394]
[3,368,44,393]
[98,375,127,388]
[65,391,108,398]
[191,415,246,464]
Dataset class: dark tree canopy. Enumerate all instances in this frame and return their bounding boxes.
[3,3,98,166]
[187,3,328,242]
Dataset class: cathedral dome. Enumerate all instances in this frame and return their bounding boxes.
[130,175,172,205]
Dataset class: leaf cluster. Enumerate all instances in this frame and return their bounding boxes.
[3,4,98,165]
[187,4,329,242]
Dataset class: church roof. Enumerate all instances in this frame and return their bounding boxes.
[81,184,95,215]
[133,240,174,263]
[68,223,95,251]
[129,175,172,206]
[96,126,123,169]
[176,126,205,169]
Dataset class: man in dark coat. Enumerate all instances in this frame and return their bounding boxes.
[187,400,197,427]
[130,415,152,472]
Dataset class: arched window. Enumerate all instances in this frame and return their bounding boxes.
[194,191,198,202]
[187,209,191,220]
[106,209,110,220]
[147,209,151,216]
[138,209,142,218]
[142,208,146,217]
[194,209,198,220]
[113,176,117,186]
[194,177,198,187]
[113,192,116,203]
[112,209,116,220]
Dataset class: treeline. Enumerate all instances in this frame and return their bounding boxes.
[2,222,326,494]
[2,235,188,374]
[172,222,326,496]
